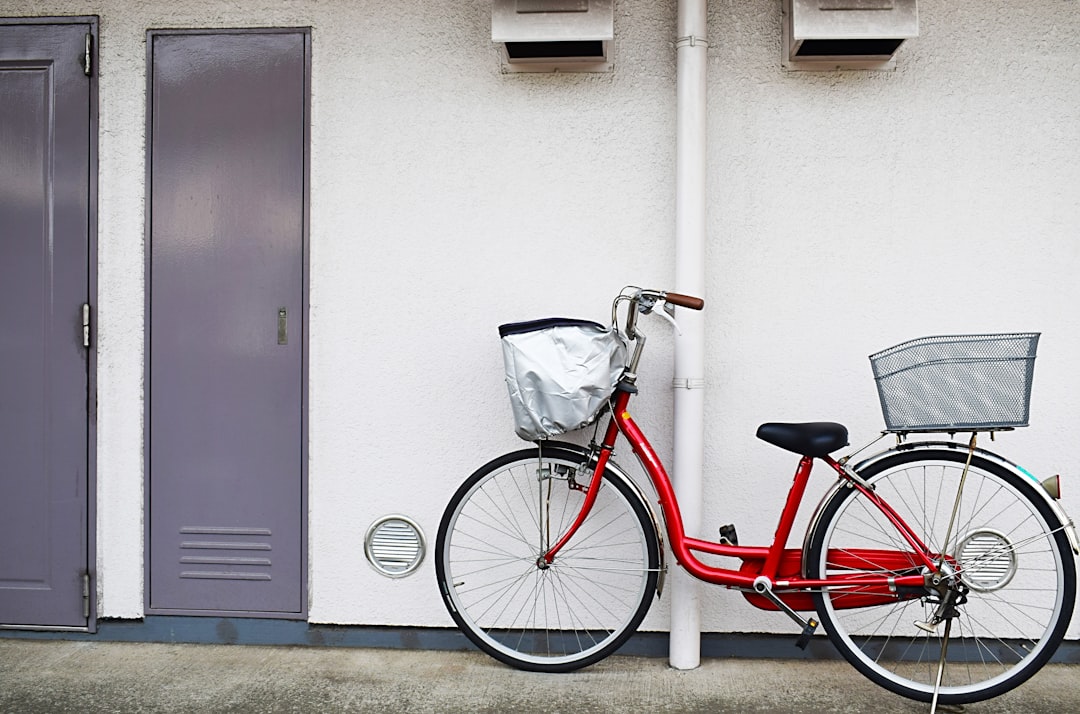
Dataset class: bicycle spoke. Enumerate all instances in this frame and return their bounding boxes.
[437,447,659,671]
[809,450,1074,705]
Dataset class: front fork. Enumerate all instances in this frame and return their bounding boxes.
[537,440,615,566]
[534,448,599,569]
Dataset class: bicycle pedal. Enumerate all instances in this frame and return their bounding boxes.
[795,618,818,650]
[718,524,739,546]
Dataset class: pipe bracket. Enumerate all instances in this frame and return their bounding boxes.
[675,35,709,49]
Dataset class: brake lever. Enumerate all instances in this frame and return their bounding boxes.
[653,300,682,335]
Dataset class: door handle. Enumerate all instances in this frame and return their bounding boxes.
[277,308,288,345]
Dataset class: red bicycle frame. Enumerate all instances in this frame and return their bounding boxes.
[543,387,934,608]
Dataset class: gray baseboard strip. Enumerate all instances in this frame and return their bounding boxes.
[2,618,1078,664]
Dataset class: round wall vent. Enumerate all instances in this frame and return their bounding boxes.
[364,515,426,578]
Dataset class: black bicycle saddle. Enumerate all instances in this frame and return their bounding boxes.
[756,422,849,457]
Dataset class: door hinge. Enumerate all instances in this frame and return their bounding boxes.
[82,32,93,77]
[82,572,91,619]
[82,303,91,348]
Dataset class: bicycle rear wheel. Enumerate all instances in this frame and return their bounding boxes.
[808,448,1076,704]
[435,444,660,672]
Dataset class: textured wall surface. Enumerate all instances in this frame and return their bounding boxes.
[1,1,1077,639]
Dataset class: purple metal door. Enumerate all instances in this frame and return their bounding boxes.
[148,30,308,616]
[0,18,95,629]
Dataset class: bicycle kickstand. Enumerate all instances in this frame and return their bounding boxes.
[752,577,819,649]
[929,618,952,714]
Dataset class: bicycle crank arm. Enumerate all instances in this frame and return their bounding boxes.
[752,577,819,649]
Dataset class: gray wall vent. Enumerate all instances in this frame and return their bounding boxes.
[364,515,426,578]
[492,0,613,73]
[783,0,919,71]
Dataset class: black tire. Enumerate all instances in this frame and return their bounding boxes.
[435,443,660,672]
[808,448,1076,704]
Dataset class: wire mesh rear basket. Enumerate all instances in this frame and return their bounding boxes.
[870,333,1039,433]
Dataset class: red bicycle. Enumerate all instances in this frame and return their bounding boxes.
[436,287,1078,706]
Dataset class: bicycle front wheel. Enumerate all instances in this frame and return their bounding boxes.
[808,448,1076,704]
[435,444,660,672]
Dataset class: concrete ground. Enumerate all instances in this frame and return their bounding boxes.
[1,640,1078,713]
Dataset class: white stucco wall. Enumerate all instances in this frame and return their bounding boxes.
[699,0,1080,636]
[3,0,1077,640]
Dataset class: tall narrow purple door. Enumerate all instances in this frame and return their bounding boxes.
[148,30,308,616]
[0,19,94,628]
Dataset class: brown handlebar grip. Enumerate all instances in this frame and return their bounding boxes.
[664,292,705,310]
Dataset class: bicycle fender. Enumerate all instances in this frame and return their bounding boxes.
[604,454,668,597]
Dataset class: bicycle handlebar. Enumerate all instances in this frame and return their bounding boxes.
[620,288,705,354]
[663,292,705,311]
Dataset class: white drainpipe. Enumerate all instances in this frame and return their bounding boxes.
[671,0,707,671]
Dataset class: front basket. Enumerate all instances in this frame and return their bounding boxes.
[500,318,628,442]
